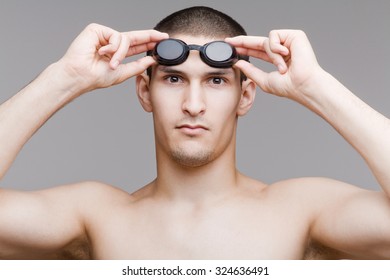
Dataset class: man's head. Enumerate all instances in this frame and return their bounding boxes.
[147,6,248,77]
[137,6,256,168]
[153,6,247,38]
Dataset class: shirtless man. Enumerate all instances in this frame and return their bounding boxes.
[0,6,389,260]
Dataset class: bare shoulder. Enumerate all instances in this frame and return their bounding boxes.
[0,181,133,260]
[70,181,132,200]
[268,177,390,259]
[57,181,135,211]
[29,180,133,207]
[237,175,370,204]
[46,181,134,259]
[265,176,382,221]
[267,177,374,202]
[36,181,136,238]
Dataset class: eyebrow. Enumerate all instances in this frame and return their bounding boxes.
[157,66,234,77]
[157,66,183,75]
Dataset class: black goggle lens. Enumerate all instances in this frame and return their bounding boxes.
[155,39,187,64]
[204,41,233,62]
[152,39,241,68]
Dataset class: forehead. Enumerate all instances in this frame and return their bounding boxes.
[170,34,222,45]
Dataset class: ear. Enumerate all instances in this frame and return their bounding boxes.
[136,73,153,112]
[237,78,256,116]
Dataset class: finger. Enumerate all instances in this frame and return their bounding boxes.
[110,41,158,70]
[98,31,122,56]
[125,41,158,57]
[90,23,121,51]
[235,47,273,63]
[227,36,278,65]
[227,35,289,73]
[124,29,169,46]
[85,24,122,67]
[114,56,156,84]
[263,38,288,74]
[110,30,168,69]
[225,35,269,51]
[227,34,289,55]
[268,31,290,56]
[109,34,130,69]
[233,60,270,92]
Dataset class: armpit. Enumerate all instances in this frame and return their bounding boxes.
[38,236,91,260]
[303,240,349,260]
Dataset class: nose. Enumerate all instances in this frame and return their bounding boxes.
[182,83,206,117]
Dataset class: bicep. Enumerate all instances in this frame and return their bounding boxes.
[0,185,87,259]
[311,182,390,259]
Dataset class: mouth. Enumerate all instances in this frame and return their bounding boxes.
[176,124,209,135]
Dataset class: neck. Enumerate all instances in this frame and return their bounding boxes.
[153,142,240,205]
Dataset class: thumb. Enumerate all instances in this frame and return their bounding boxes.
[114,56,156,84]
[234,60,270,93]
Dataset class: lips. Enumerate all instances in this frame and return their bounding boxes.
[176,123,209,135]
[178,124,207,130]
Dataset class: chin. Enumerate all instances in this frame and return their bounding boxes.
[170,146,214,168]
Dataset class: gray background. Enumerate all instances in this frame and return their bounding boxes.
[0,0,389,192]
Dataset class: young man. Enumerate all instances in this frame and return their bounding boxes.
[0,6,389,259]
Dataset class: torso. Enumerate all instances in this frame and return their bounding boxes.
[81,177,318,259]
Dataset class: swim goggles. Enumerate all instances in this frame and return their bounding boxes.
[149,38,248,68]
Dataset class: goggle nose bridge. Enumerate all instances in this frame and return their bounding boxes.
[187,44,203,52]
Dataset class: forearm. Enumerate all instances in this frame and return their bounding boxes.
[304,70,390,193]
[0,24,164,181]
[0,62,80,180]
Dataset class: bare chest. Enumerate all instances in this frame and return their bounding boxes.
[88,202,310,259]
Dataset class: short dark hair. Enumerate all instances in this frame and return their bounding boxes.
[153,6,247,38]
[147,6,248,80]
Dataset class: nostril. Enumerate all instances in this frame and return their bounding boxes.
[182,97,206,116]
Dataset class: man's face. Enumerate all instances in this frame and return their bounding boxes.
[146,35,247,167]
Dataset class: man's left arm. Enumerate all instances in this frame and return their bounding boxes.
[303,71,390,192]
[227,30,390,258]
[227,30,390,193]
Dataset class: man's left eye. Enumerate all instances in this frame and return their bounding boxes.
[211,77,224,84]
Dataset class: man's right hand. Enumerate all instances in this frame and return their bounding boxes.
[58,23,168,96]
[0,24,167,180]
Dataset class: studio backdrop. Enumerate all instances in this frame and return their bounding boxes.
[1,0,389,192]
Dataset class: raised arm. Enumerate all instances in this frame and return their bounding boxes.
[0,23,167,179]
[227,30,390,194]
[0,23,167,259]
[227,31,390,258]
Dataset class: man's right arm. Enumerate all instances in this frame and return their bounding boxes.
[0,62,78,179]
[0,24,168,258]
[0,23,167,179]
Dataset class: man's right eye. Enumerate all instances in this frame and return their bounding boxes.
[165,75,181,83]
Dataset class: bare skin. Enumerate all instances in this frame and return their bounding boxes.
[0,24,389,260]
